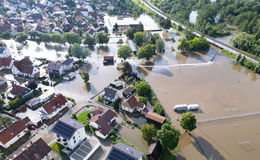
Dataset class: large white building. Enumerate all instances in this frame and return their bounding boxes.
[51,117,86,150]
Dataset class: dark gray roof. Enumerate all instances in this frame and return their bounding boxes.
[104,88,117,99]
[106,142,144,160]
[0,48,5,53]
[52,117,84,140]
[47,62,62,71]
[62,59,74,66]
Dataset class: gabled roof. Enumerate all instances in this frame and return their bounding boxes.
[106,142,144,160]
[13,57,36,75]
[47,62,62,71]
[61,59,73,66]
[52,117,84,139]
[122,95,144,109]
[42,94,67,114]
[13,138,51,160]
[104,88,117,100]
[122,87,135,97]
[0,58,12,67]
[90,108,117,137]
[145,112,166,124]
[10,85,31,97]
[0,117,30,145]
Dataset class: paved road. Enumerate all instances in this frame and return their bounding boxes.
[141,0,259,63]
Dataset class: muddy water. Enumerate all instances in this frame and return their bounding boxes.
[119,125,149,150]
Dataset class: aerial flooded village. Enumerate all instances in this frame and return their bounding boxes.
[0,0,259,160]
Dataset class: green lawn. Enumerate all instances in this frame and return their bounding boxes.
[76,111,91,125]
[51,142,64,152]
[159,148,176,160]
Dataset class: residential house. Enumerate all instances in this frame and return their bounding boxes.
[70,138,100,160]
[106,142,144,160]
[11,138,52,160]
[0,117,30,149]
[90,107,117,139]
[47,62,64,76]
[121,95,146,113]
[51,117,86,150]
[27,91,54,108]
[12,57,40,78]
[0,58,13,71]
[145,112,166,125]
[103,87,119,103]
[0,47,11,58]
[8,85,32,99]
[122,87,135,98]
[0,20,12,33]
[41,94,68,120]
[61,59,74,71]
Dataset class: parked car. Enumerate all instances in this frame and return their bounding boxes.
[28,125,37,130]
[187,104,200,111]
[173,104,188,112]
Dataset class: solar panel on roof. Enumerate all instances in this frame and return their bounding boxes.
[52,121,76,139]
[107,149,135,160]
[71,152,84,160]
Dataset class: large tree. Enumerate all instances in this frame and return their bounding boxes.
[95,33,109,45]
[141,124,157,143]
[15,32,28,44]
[180,112,197,132]
[157,123,180,150]
[117,45,132,61]
[135,81,151,97]
[156,39,165,53]
[50,33,64,44]
[80,70,89,84]
[63,32,82,44]
[126,28,136,39]
[69,44,90,59]
[83,33,96,47]
[137,44,156,60]
[177,38,190,53]
[134,32,144,46]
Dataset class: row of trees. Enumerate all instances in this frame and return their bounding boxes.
[14,31,110,46]
[232,33,260,57]
[140,112,197,150]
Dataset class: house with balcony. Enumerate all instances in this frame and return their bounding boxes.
[51,117,86,150]
[0,117,30,149]
[47,62,64,76]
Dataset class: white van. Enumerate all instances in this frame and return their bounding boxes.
[187,104,200,111]
[173,104,188,112]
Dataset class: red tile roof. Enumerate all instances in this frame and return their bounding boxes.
[0,58,12,67]
[0,117,30,145]
[145,112,166,124]
[43,94,67,114]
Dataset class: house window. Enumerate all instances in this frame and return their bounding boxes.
[74,140,76,144]
[73,136,75,140]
